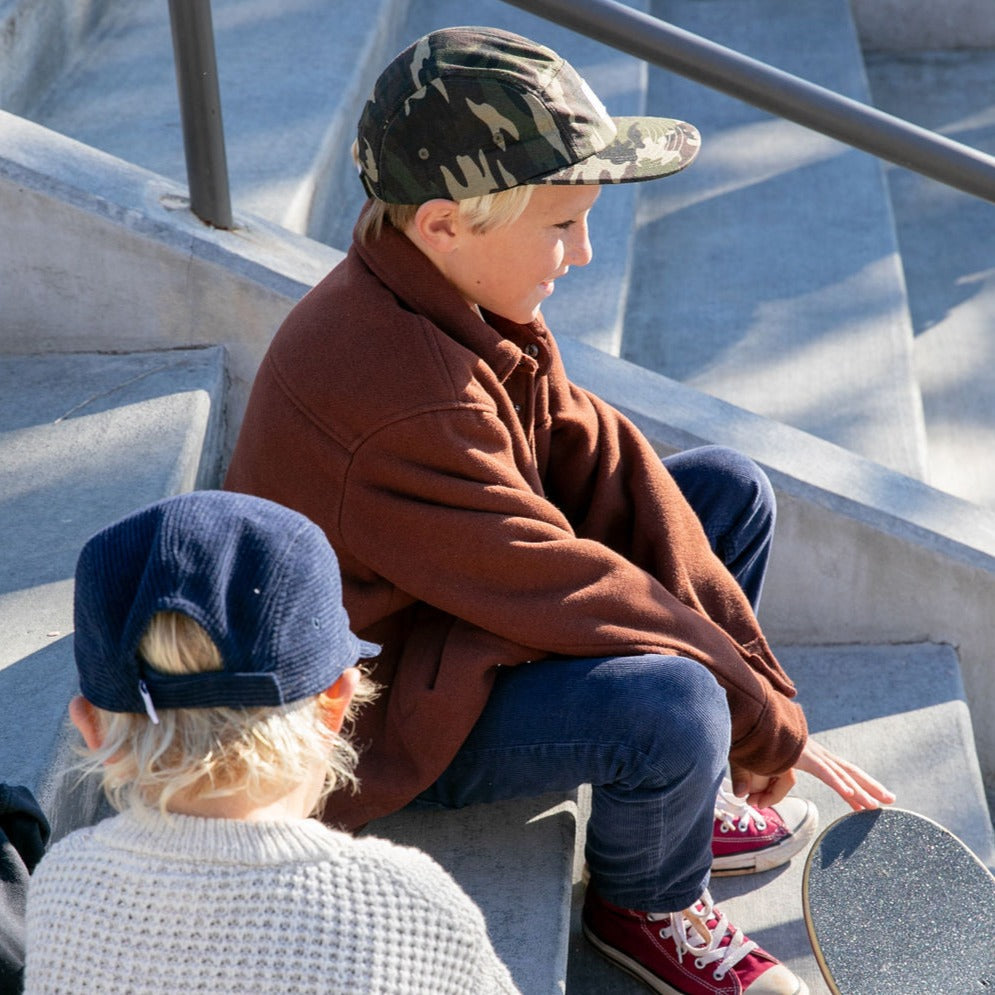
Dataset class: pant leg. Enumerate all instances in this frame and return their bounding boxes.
[414,653,730,912]
[663,445,776,611]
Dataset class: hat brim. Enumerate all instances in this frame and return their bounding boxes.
[354,636,382,660]
[540,117,700,186]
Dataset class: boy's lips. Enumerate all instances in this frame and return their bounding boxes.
[541,268,569,292]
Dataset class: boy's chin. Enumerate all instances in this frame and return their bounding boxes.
[502,305,544,325]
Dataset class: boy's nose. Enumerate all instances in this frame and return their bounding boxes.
[567,223,594,267]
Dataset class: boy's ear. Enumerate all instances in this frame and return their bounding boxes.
[69,695,104,750]
[410,199,461,253]
[317,667,361,733]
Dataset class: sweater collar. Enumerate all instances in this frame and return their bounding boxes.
[352,207,551,382]
[95,808,342,864]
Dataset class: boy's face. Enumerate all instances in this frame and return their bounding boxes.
[446,184,600,324]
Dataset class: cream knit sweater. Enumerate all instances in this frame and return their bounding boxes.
[24,809,519,994]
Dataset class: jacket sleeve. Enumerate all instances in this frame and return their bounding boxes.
[542,346,773,655]
[338,403,806,775]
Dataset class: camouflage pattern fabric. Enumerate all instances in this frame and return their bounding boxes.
[357,26,701,204]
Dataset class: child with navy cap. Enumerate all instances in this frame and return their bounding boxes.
[226,26,894,995]
[23,490,519,995]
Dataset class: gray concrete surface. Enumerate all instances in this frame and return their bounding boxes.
[621,0,927,479]
[567,642,995,995]
[0,109,341,460]
[0,348,226,838]
[852,0,995,50]
[0,0,109,113]
[865,49,995,508]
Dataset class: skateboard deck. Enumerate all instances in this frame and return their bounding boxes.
[802,807,995,994]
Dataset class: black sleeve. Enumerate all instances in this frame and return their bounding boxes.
[0,785,50,995]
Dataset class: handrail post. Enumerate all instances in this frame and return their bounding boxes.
[167,0,233,229]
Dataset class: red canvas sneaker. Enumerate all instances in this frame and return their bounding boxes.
[711,780,818,876]
[583,887,808,994]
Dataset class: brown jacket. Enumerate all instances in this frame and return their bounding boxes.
[225,217,808,830]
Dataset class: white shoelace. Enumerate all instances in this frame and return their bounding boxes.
[648,890,758,981]
[714,780,767,834]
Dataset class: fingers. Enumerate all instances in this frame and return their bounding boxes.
[729,765,796,809]
[795,739,896,811]
[747,770,796,809]
[732,738,895,813]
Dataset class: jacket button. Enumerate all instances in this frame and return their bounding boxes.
[524,343,539,358]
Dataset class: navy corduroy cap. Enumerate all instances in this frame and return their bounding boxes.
[73,490,379,717]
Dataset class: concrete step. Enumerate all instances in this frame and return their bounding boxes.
[367,793,578,995]
[863,48,995,508]
[851,0,995,50]
[0,347,226,839]
[621,0,929,480]
[566,642,995,994]
[0,107,342,461]
[0,0,107,114]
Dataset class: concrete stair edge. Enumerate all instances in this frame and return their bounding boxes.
[0,108,342,460]
[0,347,227,838]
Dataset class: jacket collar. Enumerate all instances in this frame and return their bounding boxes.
[352,209,551,382]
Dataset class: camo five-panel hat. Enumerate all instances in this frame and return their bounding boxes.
[357,25,701,204]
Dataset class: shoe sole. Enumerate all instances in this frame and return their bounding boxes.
[584,920,811,995]
[583,920,811,995]
[711,799,819,877]
[582,920,686,995]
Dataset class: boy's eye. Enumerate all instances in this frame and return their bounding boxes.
[555,220,575,230]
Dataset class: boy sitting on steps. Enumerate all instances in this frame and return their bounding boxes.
[225,27,895,995]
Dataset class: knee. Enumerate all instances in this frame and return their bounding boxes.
[658,656,730,757]
[596,655,731,769]
[699,446,775,523]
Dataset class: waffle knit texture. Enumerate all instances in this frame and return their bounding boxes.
[24,809,519,994]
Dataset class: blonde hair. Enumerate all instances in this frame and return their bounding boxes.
[352,141,535,244]
[77,612,377,816]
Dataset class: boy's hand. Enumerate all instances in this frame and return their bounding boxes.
[732,739,895,810]
[729,766,796,810]
[731,738,896,811]
[793,738,896,811]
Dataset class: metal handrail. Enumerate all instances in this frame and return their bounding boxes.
[168,0,232,229]
[503,0,995,206]
[169,0,995,228]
